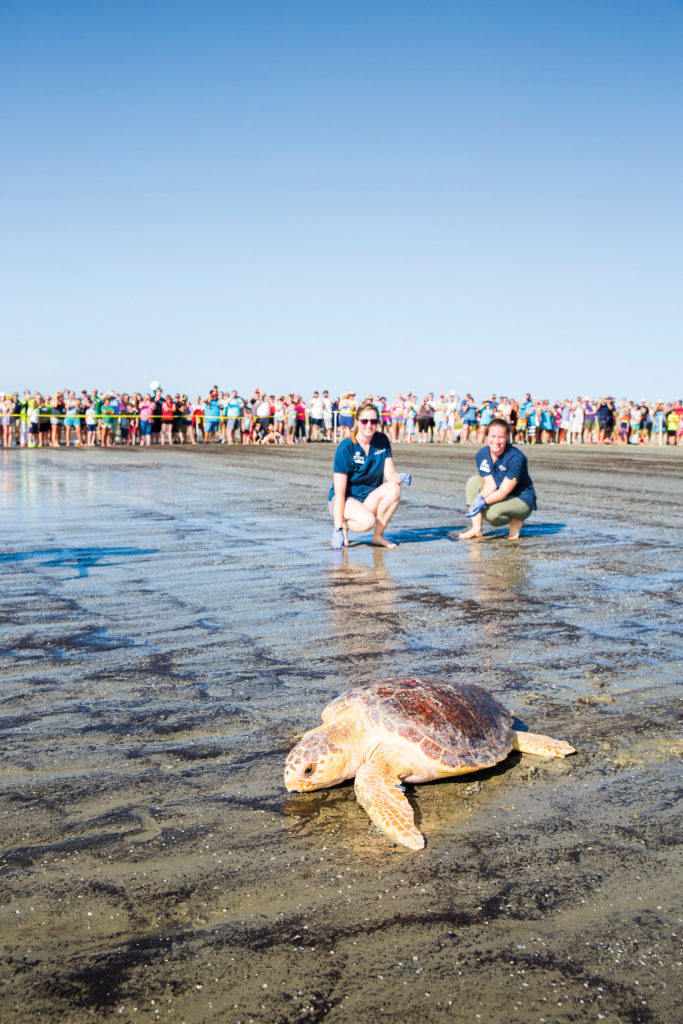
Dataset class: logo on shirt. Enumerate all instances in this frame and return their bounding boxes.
[479,458,491,473]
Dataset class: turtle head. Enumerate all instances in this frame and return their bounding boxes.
[284,727,349,791]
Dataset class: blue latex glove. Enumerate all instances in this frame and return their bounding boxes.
[466,493,487,517]
[331,528,346,549]
[398,473,412,486]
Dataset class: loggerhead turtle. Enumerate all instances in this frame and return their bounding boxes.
[284,677,575,850]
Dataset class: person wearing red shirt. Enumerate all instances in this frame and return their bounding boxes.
[161,396,175,445]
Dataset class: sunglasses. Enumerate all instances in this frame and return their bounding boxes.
[359,418,380,426]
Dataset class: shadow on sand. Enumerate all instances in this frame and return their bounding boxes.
[348,522,566,546]
[469,521,567,540]
[349,525,461,546]
[0,546,158,578]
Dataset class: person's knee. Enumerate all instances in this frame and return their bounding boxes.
[484,508,507,527]
[487,501,531,527]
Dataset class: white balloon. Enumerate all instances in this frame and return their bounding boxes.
[150,380,160,391]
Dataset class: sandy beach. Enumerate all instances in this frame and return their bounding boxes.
[1,443,681,1024]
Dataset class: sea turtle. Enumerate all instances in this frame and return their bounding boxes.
[284,677,575,850]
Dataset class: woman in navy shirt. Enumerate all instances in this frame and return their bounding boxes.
[459,418,537,541]
[329,402,407,549]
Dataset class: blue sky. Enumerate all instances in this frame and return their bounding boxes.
[2,1,682,401]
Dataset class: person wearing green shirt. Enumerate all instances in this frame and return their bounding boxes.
[100,394,116,447]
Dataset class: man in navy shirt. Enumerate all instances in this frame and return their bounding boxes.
[459,418,537,541]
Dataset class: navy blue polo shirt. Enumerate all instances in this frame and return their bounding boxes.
[329,433,393,501]
[476,444,537,509]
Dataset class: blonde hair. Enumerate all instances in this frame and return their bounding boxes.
[350,403,380,443]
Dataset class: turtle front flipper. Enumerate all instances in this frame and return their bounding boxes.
[354,748,424,851]
[512,730,576,758]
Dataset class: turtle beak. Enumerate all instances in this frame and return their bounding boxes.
[284,752,347,790]
[285,775,313,792]
[284,756,321,791]
[284,763,300,791]
[284,754,312,791]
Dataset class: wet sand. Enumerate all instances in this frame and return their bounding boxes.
[1,443,681,1024]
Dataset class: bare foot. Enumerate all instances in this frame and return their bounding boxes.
[372,535,398,549]
[458,528,483,541]
[507,519,523,541]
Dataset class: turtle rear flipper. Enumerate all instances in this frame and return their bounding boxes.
[354,749,424,850]
[512,730,576,758]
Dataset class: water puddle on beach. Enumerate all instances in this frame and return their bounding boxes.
[1,445,681,1023]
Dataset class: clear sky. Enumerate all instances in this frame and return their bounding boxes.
[2,0,682,401]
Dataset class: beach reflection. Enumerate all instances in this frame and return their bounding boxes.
[461,543,532,663]
[463,541,529,599]
[325,546,398,662]
[0,451,168,516]
[0,451,100,512]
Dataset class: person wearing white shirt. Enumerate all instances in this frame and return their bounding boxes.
[321,390,333,440]
[308,391,324,441]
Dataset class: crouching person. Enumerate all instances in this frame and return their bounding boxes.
[460,418,536,541]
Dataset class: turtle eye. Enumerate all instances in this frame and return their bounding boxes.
[303,765,315,777]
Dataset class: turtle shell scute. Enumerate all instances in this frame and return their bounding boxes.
[327,677,513,769]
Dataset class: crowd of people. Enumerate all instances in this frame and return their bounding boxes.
[1,386,682,448]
